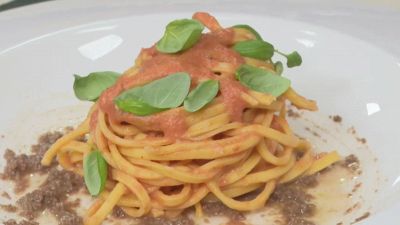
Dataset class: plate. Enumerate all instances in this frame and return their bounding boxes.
[0,1,399,225]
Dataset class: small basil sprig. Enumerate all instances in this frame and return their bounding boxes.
[231,24,303,68]
[275,50,302,68]
[184,80,219,112]
[115,72,191,116]
[83,150,108,196]
[232,24,262,40]
[73,71,120,101]
[233,40,274,60]
[157,19,204,53]
[236,64,290,97]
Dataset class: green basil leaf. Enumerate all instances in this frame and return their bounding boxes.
[274,61,284,75]
[115,72,191,116]
[232,24,263,40]
[235,64,290,97]
[233,40,274,60]
[114,95,165,116]
[83,150,108,196]
[286,51,302,68]
[73,71,120,101]
[184,80,219,112]
[132,72,191,108]
[157,19,204,53]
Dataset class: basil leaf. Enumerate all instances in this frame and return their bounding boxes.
[73,71,120,101]
[286,51,302,68]
[232,24,263,40]
[83,150,108,196]
[184,80,219,112]
[132,72,191,108]
[233,40,274,60]
[115,72,191,116]
[157,19,204,53]
[235,64,290,97]
[114,95,165,116]
[274,61,284,75]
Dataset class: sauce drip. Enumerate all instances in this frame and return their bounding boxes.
[97,25,247,139]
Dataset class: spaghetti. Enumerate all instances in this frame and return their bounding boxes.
[41,12,340,225]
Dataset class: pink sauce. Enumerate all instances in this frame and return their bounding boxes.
[96,25,247,139]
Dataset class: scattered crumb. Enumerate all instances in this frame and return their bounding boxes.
[0,204,18,213]
[2,191,11,199]
[345,203,360,214]
[347,126,367,145]
[1,134,4,138]
[2,219,39,225]
[337,223,343,225]
[204,218,210,223]
[287,109,301,118]
[351,212,370,224]
[352,183,362,193]
[112,206,127,219]
[347,193,353,198]
[329,115,342,123]
[341,154,361,174]
[202,201,245,221]
[225,221,246,225]
[69,198,81,209]
[14,177,30,194]
[305,127,320,137]
[348,126,356,134]
[356,137,367,144]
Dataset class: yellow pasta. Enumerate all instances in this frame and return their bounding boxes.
[41,12,340,225]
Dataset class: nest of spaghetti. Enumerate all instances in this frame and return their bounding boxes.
[41,12,340,225]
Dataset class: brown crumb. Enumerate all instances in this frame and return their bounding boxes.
[226,221,246,225]
[345,203,360,214]
[1,131,63,193]
[348,126,356,134]
[1,129,85,225]
[17,168,83,224]
[351,212,370,224]
[287,109,301,119]
[112,206,127,219]
[137,215,194,225]
[202,201,245,221]
[14,177,30,194]
[0,204,18,213]
[2,219,39,225]
[337,223,343,225]
[346,126,368,145]
[2,130,74,191]
[305,127,320,138]
[341,154,360,173]
[352,183,362,193]
[347,193,353,198]
[269,174,318,225]
[356,137,367,144]
[1,191,11,199]
[330,115,342,123]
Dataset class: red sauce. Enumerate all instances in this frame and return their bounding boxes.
[96,20,246,139]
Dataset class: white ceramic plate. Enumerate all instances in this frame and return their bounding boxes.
[0,1,399,225]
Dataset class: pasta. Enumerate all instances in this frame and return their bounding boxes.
[41,12,340,225]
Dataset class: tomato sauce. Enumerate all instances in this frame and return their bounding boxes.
[96,24,247,139]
